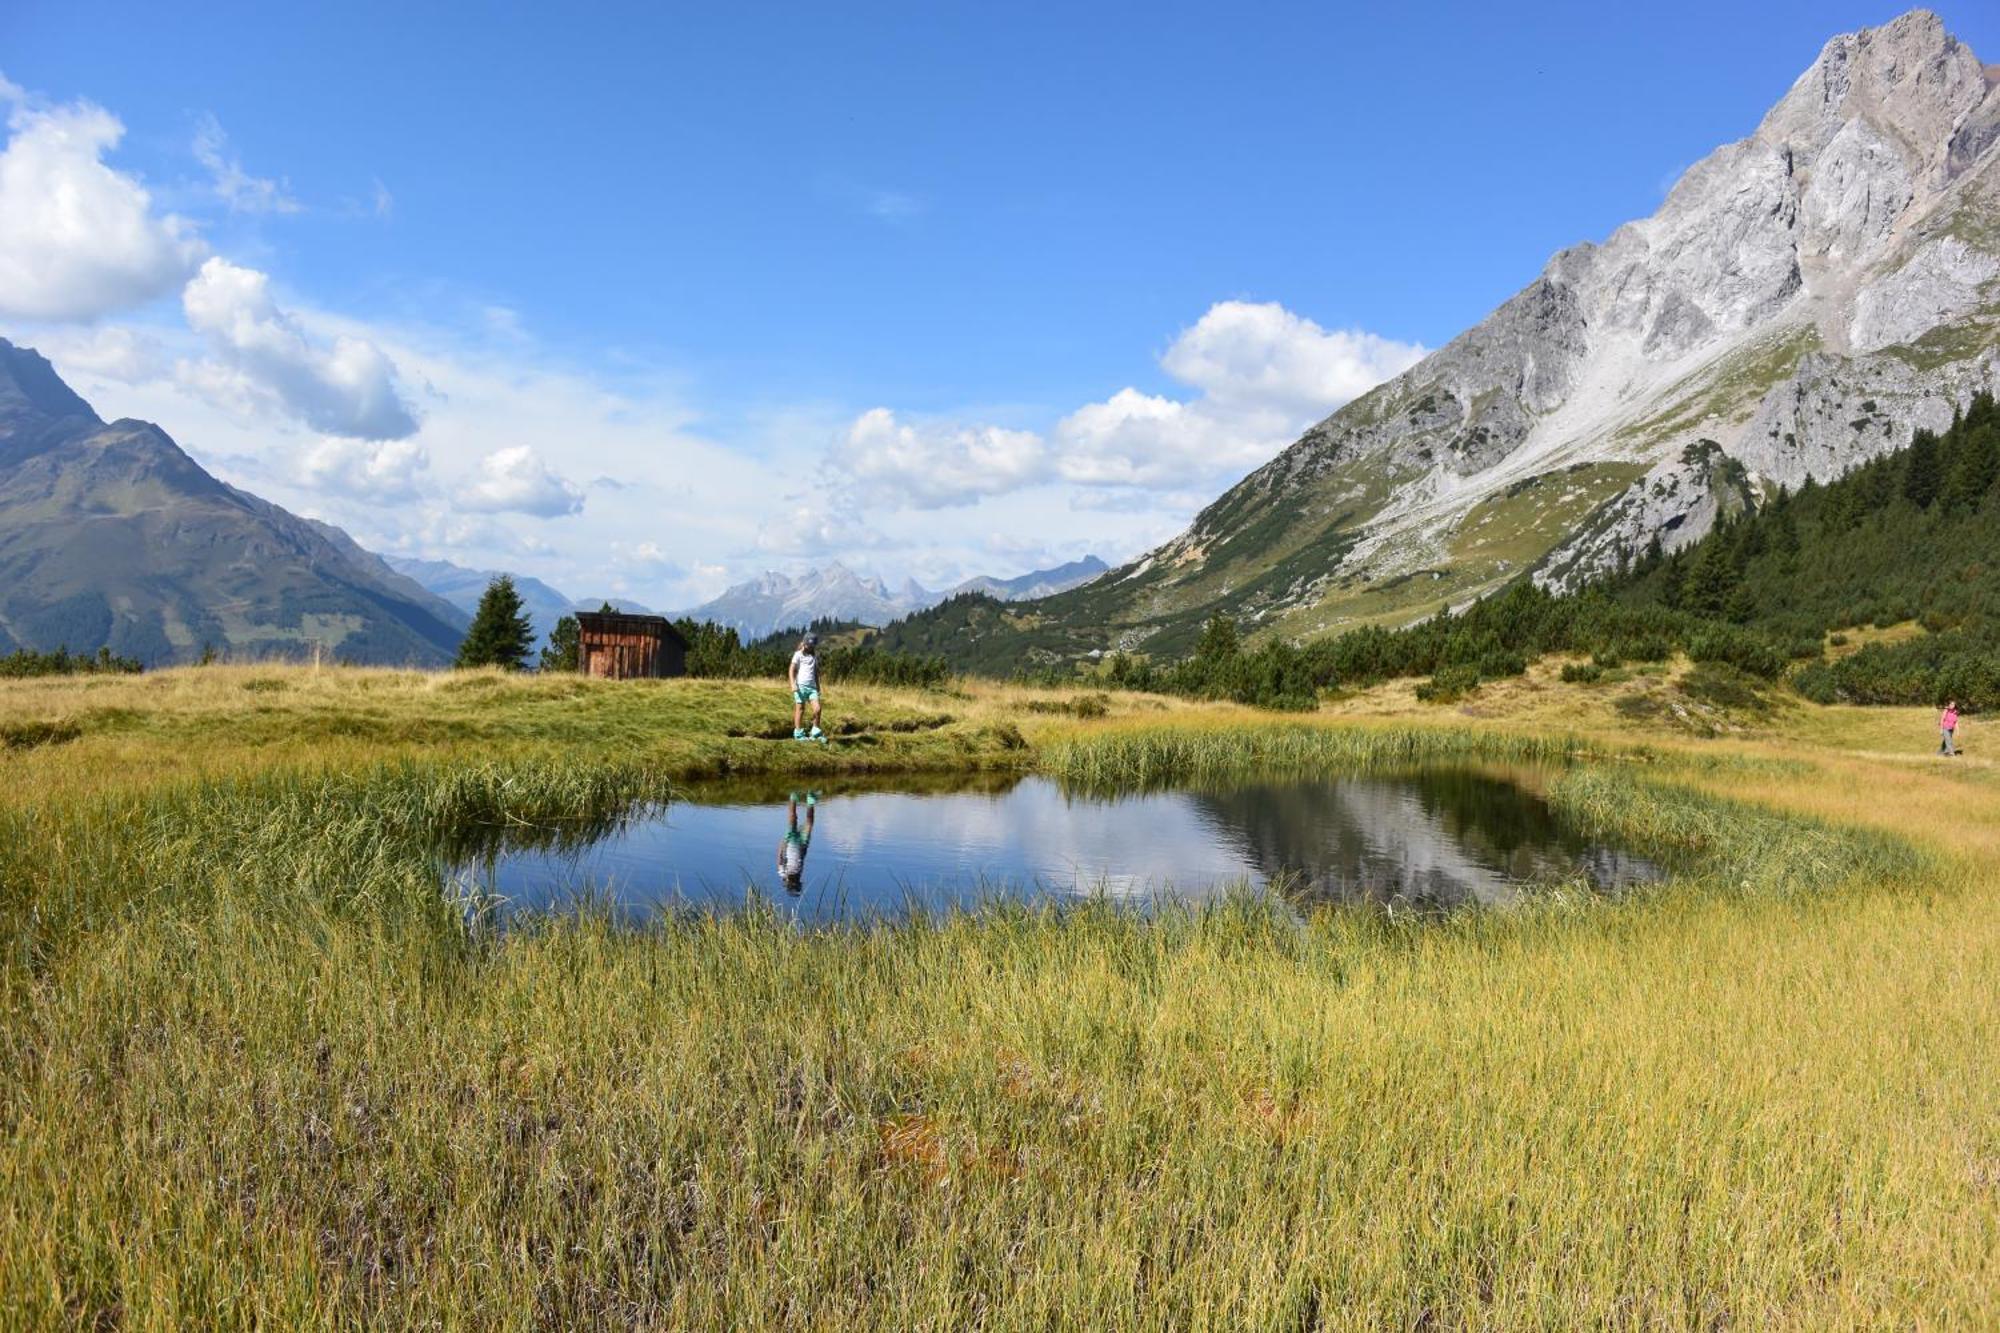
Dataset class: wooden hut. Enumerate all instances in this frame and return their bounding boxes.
[575,611,688,679]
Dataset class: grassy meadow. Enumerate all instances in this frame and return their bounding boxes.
[1,660,1996,1327]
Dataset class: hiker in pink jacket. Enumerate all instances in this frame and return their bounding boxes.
[1939,700,1960,757]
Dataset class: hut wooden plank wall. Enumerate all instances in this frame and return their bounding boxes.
[575,611,688,679]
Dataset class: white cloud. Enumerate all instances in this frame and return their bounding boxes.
[1052,388,1247,486]
[459,444,584,517]
[757,492,889,556]
[1159,300,1425,413]
[402,511,553,558]
[298,437,428,502]
[981,530,1059,562]
[1067,485,1212,515]
[192,114,301,215]
[32,275,765,609]
[1050,302,1425,489]
[838,301,1426,507]
[181,257,420,439]
[686,562,734,600]
[41,325,168,384]
[838,406,1049,508]
[0,85,205,321]
[612,540,684,580]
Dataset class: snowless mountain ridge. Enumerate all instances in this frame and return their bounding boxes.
[0,340,469,666]
[1079,9,2000,649]
[685,557,1109,641]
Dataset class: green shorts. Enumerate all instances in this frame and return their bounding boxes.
[794,685,820,704]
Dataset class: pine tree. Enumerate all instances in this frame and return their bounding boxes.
[1659,553,1688,611]
[1943,422,1999,512]
[1682,540,1739,617]
[1903,429,1943,510]
[539,614,580,672]
[1195,613,1240,661]
[1770,503,1799,556]
[1857,455,1895,512]
[455,575,535,669]
[1640,533,1665,574]
[1725,581,1757,624]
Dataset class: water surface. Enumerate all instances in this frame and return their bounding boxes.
[451,767,1662,924]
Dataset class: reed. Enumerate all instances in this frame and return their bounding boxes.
[1037,717,1593,789]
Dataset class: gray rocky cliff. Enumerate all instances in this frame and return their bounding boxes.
[1142,11,2000,627]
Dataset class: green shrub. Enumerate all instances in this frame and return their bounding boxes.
[1687,626,1787,680]
[1415,663,1482,702]
[1024,693,1111,719]
[0,646,143,678]
[1792,662,1838,704]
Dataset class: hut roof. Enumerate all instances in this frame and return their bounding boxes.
[575,610,689,647]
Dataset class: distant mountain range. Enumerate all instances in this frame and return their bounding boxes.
[950,555,1110,602]
[679,556,1108,641]
[384,556,653,651]
[396,554,1108,646]
[0,339,468,667]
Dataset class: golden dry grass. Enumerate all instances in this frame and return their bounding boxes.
[0,663,1995,1327]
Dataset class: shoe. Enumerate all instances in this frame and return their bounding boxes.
[805,792,818,806]
[809,726,825,739]
[793,728,806,740]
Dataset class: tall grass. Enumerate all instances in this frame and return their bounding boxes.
[1038,719,1591,790]
[1547,763,1924,893]
[5,867,1993,1325]
[0,671,1993,1325]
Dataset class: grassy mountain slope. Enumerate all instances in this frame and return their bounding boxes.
[0,339,468,666]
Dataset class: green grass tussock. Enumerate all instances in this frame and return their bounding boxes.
[1040,720,1588,790]
[1547,765,1923,894]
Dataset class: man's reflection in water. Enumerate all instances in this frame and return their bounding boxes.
[777,791,816,896]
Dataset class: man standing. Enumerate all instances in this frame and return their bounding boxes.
[790,633,825,741]
[1940,699,1960,756]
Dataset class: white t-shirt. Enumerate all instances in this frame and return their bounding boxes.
[791,649,819,690]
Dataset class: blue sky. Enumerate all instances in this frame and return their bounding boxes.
[3,1,1995,605]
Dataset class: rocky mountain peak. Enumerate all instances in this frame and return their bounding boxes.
[1015,10,2000,658]
[0,338,102,428]
[1762,9,1991,187]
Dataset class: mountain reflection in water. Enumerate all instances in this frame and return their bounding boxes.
[1185,768,1659,908]
[453,769,1662,922]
